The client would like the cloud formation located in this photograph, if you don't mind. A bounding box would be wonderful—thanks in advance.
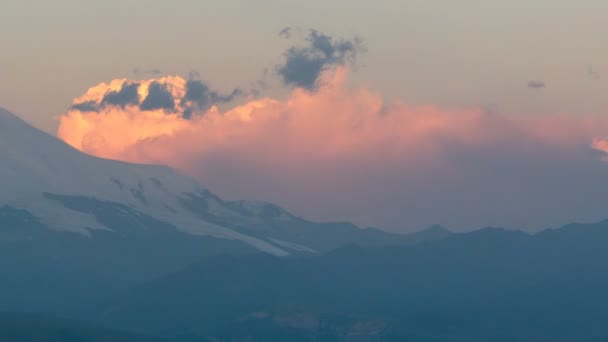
[70,100,98,112]
[527,80,546,89]
[66,76,239,119]
[278,27,293,39]
[101,81,140,108]
[182,80,242,118]
[140,82,175,111]
[57,67,608,232]
[277,29,362,90]
[591,138,608,159]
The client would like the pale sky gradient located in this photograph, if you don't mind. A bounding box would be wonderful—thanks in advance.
[3,1,608,232]
[2,0,607,132]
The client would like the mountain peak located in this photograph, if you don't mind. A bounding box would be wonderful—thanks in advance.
[0,108,206,233]
[0,108,291,255]
[0,107,30,129]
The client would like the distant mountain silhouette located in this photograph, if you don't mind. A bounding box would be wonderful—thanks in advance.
[0,313,160,342]
[94,221,608,341]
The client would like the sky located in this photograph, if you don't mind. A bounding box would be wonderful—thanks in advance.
[2,0,608,232]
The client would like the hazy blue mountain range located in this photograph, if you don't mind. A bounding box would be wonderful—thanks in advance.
[95,221,608,341]
[0,313,160,341]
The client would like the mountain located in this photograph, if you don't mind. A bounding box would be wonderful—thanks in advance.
[0,108,444,314]
[0,108,445,254]
[0,107,292,256]
[0,313,161,342]
[94,221,608,341]
[3,108,608,341]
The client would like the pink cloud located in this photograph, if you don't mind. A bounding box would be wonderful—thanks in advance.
[57,68,608,231]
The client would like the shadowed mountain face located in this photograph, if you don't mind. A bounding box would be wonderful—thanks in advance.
[94,222,608,341]
[0,313,161,342]
[0,205,256,314]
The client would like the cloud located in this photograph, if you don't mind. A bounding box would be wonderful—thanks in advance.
[181,80,241,118]
[140,82,175,111]
[70,100,98,112]
[527,80,546,89]
[65,76,239,119]
[591,138,608,159]
[278,27,293,39]
[277,29,362,90]
[70,81,141,111]
[56,67,608,232]
[101,81,140,108]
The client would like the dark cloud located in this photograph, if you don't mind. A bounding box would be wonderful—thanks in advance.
[140,82,175,111]
[101,82,140,108]
[278,27,293,39]
[68,76,241,117]
[181,80,241,118]
[188,70,201,80]
[132,68,162,76]
[277,29,362,90]
[248,79,268,98]
[71,100,98,112]
[528,80,546,89]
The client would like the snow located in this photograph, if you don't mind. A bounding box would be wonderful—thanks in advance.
[229,200,296,221]
[269,238,319,253]
[0,108,290,256]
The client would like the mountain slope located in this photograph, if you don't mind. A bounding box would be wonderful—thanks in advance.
[94,221,608,341]
[0,313,161,342]
[1,108,447,314]
[0,108,437,256]
[0,108,289,254]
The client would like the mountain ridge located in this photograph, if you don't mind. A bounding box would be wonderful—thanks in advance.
[0,108,451,256]
[92,218,608,341]
[0,108,450,314]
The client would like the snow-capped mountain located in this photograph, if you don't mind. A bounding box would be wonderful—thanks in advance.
[1,108,431,258]
[0,108,316,255]
[0,108,451,314]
